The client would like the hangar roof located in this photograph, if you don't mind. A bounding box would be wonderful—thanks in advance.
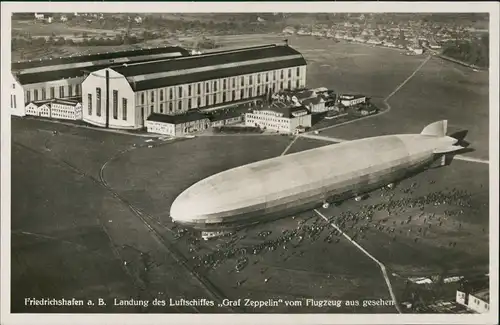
[12,46,189,71]
[14,46,188,85]
[115,44,307,91]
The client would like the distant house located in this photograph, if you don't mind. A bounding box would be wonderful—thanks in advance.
[282,26,296,35]
[60,15,68,22]
[146,112,210,137]
[134,16,143,24]
[34,13,44,20]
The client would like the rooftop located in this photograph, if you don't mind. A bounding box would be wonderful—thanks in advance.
[471,289,489,303]
[254,102,309,118]
[115,44,306,91]
[14,46,188,85]
[29,97,81,107]
[147,111,209,125]
[12,46,189,71]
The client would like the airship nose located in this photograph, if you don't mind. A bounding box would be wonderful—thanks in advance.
[170,192,198,223]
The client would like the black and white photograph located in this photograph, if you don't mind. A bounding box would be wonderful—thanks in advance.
[1,2,498,325]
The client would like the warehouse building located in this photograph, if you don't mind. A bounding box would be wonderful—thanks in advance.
[9,46,189,117]
[245,101,311,133]
[81,44,307,129]
[25,98,83,120]
[146,112,210,136]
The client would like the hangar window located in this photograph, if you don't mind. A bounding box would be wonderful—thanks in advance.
[223,79,227,89]
[169,88,173,99]
[213,94,217,104]
[257,74,261,84]
[151,91,155,102]
[197,83,201,95]
[280,70,284,79]
[249,76,253,85]
[296,80,300,89]
[50,87,55,99]
[160,90,164,101]
[75,84,80,95]
[68,85,73,97]
[213,81,217,92]
[160,103,164,113]
[178,101,182,111]
[222,92,226,102]
[256,87,260,96]
[188,85,192,96]
[41,88,46,100]
[288,69,292,78]
[96,87,102,117]
[232,78,235,88]
[287,81,291,89]
[188,99,192,109]
[280,82,283,90]
[169,102,173,112]
[206,82,210,93]
[240,77,244,86]
[178,87,183,98]
[150,105,154,116]
[266,73,269,82]
[240,89,244,99]
[26,90,31,103]
[88,94,93,115]
[249,88,253,98]
[296,67,300,77]
[206,95,209,105]
[113,90,118,119]
[273,70,277,80]
[59,86,64,98]
[231,90,235,101]
[34,89,39,101]
[141,93,145,104]
[197,97,201,107]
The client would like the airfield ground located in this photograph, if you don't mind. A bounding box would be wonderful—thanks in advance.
[10,36,490,313]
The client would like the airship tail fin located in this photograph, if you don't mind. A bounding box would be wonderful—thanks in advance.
[421,120,448,137]
[434,145,464,154]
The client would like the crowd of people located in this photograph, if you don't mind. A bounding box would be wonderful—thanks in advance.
[171,180,476,278]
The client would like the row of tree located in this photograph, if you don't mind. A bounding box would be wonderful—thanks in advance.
[442,34,489,68]
[11,34,144,51]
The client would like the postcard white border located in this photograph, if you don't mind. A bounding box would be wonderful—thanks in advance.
[1,2,498,325]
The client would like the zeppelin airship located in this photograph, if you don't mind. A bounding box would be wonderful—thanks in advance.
[170,120,465,234]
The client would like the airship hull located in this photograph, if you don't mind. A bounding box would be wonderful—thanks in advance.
[170,121,461,232]
[174,154,435,231]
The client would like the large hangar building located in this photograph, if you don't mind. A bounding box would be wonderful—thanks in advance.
[9,46,189,117]
[81,44,307,129]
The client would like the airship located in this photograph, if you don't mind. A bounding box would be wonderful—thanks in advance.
[170,120,466,235]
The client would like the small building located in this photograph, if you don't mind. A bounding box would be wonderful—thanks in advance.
[339,94,366,107]
[146,111,210,137]
[467,289,489,314]
[274,87,336,114]
[245,102,311,134]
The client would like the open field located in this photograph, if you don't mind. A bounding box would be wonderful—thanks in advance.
[10,36,490,313]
